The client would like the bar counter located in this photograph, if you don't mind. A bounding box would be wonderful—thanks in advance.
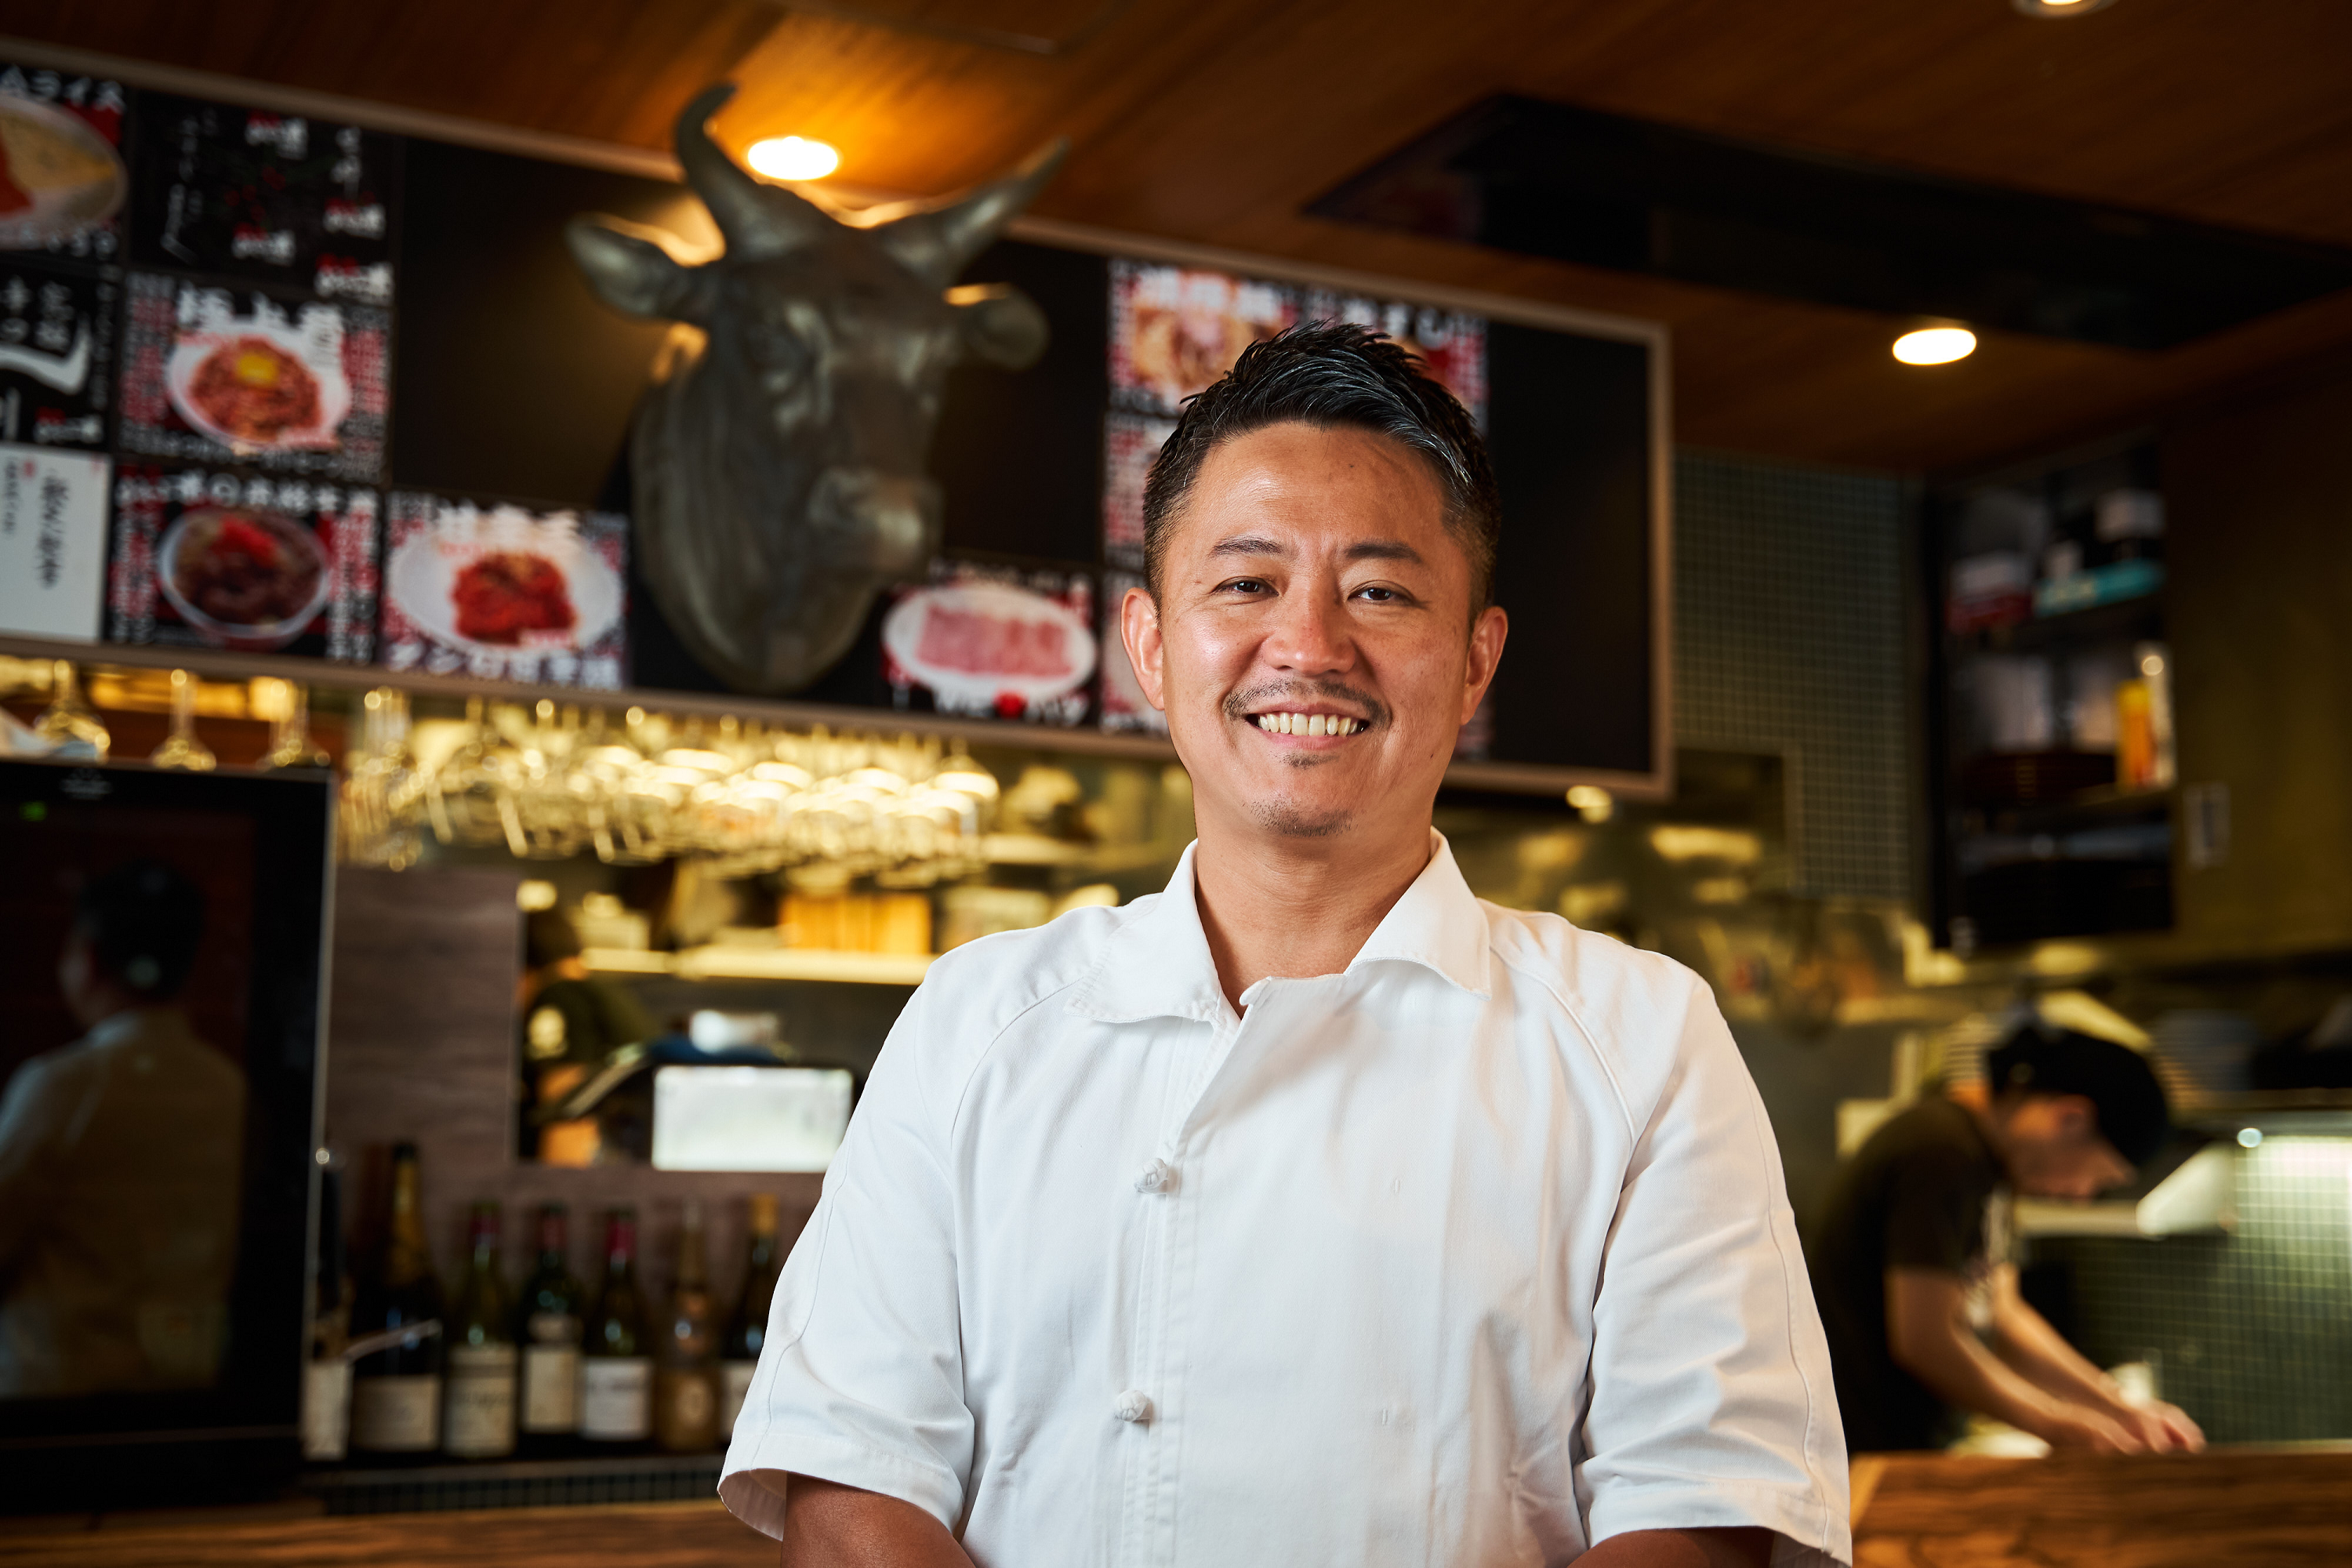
[4,1448,2347,1566]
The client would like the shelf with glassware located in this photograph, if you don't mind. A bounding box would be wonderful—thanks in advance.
[0,648,1200,1007]
[1926,437,2179,956]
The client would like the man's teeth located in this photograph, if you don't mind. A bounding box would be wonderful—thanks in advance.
[1253,713,1362,736]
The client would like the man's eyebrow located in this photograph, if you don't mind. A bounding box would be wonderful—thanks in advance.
[1345,539,1424,564]
[1207,533,1290,559]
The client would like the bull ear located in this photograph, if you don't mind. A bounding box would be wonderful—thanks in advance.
[869,139,1066,286]
[948,282,1049,369]
[566,216,712,323]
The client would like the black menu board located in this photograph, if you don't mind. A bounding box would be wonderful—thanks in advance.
[129,93,397,306]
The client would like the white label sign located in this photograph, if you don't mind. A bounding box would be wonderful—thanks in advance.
[0,443,107,639]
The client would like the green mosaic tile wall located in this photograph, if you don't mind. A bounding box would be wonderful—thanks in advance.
[2036,1135,2352,1442]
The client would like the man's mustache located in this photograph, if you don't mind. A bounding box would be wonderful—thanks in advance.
[1221,680,1389,729]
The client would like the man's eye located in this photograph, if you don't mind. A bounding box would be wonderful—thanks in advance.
[1219,579,1270,595]
[1352,585,1403,603]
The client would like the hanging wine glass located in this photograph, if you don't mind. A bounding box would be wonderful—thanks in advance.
[148,669,218,771]
[256,678,332,770]
[31,659,109,760]
[426,695,512,847]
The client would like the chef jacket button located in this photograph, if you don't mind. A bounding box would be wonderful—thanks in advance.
[1134,1159,1177,1194]
[1112,1389,1154,1424]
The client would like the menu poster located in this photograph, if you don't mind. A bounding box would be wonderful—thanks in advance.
[881,558,1098,728]
[129,93,397,305]
[1100,409,1174,571]
[0,261,116,450]
[1302,289,1487,426]
[380,491,629,688]
[0,65,129,263]
[1109,260,1298,418]
[107,465,379,661]
[118,272,389,480]
[0,444,110,639]
[1095,569,1166,736]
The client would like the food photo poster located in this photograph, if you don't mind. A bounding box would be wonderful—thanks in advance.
[379,492,629,688]
[107,465,379,661]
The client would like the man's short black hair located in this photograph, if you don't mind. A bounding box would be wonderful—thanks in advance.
[1141,321,1502,611]
[525,906,585,971]
[74,858,206,1001]
[1987,1025,2170,1167]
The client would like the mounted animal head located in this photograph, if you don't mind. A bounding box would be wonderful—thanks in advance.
[567,82,1062,694]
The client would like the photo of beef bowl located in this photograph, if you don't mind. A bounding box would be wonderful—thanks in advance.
[165,327,350,452]
[157,507,332,649]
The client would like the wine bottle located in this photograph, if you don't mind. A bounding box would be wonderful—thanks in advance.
[443,1201,517,1459]
[349,1142,445,1454]
[654,1200,718,1452]
[719,1194,782,1440]
[580,1207,652,1445]
[301,1155,353,1462]
[516,1203,586,1449]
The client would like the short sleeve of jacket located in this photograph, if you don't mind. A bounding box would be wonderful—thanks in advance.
[1881,1139,1987,1276]
[719,982,972,1538]
[1575,973,1853,1568]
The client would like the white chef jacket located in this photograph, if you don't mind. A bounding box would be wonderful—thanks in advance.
[723,835,1850,1566]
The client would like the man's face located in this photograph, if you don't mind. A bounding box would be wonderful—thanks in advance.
[1122,421,1506,847]
[2002,1094,2136,1200]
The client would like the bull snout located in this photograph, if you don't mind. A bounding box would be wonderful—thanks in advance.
[808,467,942,577]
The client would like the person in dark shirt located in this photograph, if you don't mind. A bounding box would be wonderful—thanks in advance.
[517,907,652,1163]
[1809,1025,2205,1454]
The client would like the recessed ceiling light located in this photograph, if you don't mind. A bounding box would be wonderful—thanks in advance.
[2014,0,2117,16]
[746,136,840,181]
[1893,326,1977,365]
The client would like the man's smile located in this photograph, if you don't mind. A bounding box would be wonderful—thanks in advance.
[1248,710,1367,737]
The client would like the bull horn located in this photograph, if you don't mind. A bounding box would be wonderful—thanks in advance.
[869,138,1067,285]
[674,82,833,260]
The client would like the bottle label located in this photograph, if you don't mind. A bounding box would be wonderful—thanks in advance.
[302,1359,352,1461]
[720,1359,757,1439]
[350,1373,441,1452]
[444,1344,518,1457]
[579,1357,652,1440]
[521,1344,582,1432]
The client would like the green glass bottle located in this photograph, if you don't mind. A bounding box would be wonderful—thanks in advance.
[516,1203,586,1451]
[579,1207,651,1445]
[719,1194,782,1440]
[442,1201,517,1458]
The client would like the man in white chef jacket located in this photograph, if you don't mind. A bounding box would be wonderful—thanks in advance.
[723,322,1851,1568]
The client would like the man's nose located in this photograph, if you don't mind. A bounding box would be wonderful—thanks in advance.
[1264,584,1353,673]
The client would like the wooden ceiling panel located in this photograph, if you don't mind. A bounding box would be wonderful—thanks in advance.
[5,0,2349,470]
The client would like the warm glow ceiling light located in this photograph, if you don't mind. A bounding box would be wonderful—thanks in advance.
[2013,0,2117,16]
[1893,326,1977,365]
[746,135,840,180]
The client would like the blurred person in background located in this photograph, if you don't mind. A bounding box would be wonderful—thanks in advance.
[517,906,652,1164]
[0,860,245,1396]
[1809,1025,2205,1455]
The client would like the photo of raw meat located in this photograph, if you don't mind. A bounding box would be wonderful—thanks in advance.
[452,551,577,645]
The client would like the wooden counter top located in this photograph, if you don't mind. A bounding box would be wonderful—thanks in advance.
[6,1450,2347,1566]
[1851,1447,2352,1566]
[0,1501,768,1568]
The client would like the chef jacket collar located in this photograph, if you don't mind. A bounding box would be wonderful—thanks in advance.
[1068,830,1492,1026]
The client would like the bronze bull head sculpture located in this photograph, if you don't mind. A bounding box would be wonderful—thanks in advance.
[567,83,1062,694]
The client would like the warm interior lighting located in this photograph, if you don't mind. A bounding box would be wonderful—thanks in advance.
[747,136,840,181]
[1893,327,1977,365]
[2013,0,2117,15]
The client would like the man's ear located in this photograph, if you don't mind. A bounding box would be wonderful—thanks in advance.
[2049,1094,2099,1142]
[1461,603,1508,726]
[1120,585,1167,713]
